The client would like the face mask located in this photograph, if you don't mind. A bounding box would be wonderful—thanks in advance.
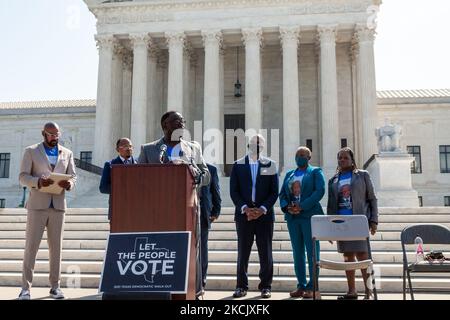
[295,156,309,168]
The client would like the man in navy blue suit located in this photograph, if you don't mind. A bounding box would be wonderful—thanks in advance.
[99,138,137,223]
[200,163,222,293]
[230,134,279,299]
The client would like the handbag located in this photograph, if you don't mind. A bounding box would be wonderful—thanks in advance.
[425,251,449,262]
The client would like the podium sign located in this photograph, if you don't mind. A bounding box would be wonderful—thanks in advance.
[99,232,191,294]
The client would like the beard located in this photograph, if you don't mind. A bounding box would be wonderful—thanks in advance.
[46,138,58,147]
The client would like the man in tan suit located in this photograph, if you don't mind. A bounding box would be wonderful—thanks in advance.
[18,122,77,300]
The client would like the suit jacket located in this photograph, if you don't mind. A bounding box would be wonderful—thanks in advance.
[138,137,211,187]
[327,169,379,224]
[230,155,279,222]
[19,142,77,211]
[99,156,138,220]
[279,165,325,221]
[200,164,222,229]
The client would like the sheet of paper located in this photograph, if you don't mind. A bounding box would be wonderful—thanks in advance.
[40,173,73,195]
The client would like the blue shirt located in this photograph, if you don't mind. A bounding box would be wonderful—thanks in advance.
[249,158,259,203]
[44,145,58,166]
[166,144,182,162]
[337,171,353,215]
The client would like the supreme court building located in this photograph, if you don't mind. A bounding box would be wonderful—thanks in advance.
[1,0,450,208]
[86,0,380,175]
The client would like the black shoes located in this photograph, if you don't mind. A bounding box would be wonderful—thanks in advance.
[233,288,247,298]
[261,289,271,299]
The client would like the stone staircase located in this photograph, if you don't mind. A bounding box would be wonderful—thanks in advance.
[0,207,450,293]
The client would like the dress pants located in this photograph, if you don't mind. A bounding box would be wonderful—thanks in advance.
[235,216,274,291]
[22,208,65,290]
[286,217,320,290]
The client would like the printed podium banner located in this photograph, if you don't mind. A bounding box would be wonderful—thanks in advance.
[99,231,191,294]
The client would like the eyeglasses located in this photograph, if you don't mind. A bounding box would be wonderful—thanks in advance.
[118,145,133,149]
[44,131,61,138]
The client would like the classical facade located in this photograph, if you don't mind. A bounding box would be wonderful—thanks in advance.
[1,1,449,208]
[84,0,380,178]
[1,89,449,208]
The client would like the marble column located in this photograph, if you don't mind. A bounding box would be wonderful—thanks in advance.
[111,41,124,156]
[356,24,378,164]
[242,28,263,131]
[183,42,193,130]
[130,33,150,151]
[166,31,186,113]
[146,46,159,142]
[202,30,223,170]
[93,34,114,166]
[280,26,301,172]
[318,25,340,173]
[121,51,133,139]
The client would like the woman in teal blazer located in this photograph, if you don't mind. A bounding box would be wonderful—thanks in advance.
[279,147,325,299]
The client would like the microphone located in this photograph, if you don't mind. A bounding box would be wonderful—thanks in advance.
[159,144,167,164]
[180,138,203,185]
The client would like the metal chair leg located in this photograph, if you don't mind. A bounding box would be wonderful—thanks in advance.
[403,268,407,300]
[407,270,414,300]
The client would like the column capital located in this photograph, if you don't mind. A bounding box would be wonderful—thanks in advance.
[165,31,186,48]
[129,33,151,49]
[148,44,160,61]
[355,24,376,43]
[122,50,134,71]
[201,30,223,48]
[242,28,263,47]
[350,35,360,63]
[95,34,114,50]
[279,26,301,47]
[113,40,126,57]
[317,25,337,44]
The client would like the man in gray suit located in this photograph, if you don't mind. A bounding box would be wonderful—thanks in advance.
[18,122,77,300]
[138,111,210,298]
[138,111,210,187]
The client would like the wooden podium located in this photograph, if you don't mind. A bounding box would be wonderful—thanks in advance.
[110,164,197,300]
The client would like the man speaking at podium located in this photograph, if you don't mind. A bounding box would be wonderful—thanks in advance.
[138,110,210,298]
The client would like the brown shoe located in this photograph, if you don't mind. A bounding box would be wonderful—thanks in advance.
[289,288,304,298]
[303,291,321,299]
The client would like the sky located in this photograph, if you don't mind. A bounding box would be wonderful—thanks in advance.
[0,0,449,102]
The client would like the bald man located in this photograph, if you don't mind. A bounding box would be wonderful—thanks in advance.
[230,135,279,299]
[99,138,137,223]
[18,122,77,300]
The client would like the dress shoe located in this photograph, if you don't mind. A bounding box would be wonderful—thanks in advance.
[261,289,271,299]
[289,288,304,298]
[303,290,321,300]
[232,288,247,298]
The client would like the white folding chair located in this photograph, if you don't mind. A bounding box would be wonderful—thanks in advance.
[311,215,378,300]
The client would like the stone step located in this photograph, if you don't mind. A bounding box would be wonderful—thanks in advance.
[0,215,109,223]
[1,248,447,264]
[2,207,450,216]
[0,229,402,241]
[0,231,109,240]
[213,214,450,223]
[0,222,110,231]
[208,222,450,232]
[2,221,448,233]
[0,239,107,250]
[1,214,449,226]
[1,238,447,252]
[1,272,448,292]
[0,260,446,279]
